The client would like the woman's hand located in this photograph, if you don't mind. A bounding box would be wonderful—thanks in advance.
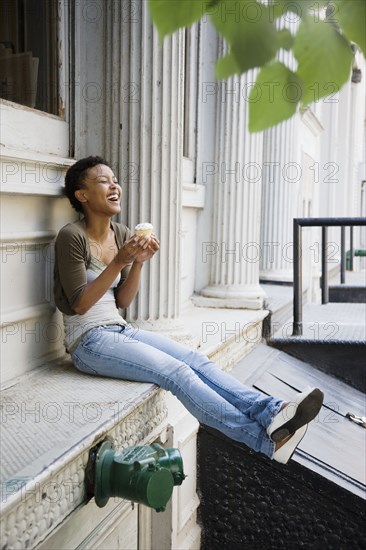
[115,234,160,266]
[115,236,147,265]
[133,234,160,264]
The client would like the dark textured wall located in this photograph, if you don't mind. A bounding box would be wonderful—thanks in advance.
[197,426,366,550]
[329,286,366,303]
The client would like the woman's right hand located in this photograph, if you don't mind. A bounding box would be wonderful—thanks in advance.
[115,236,150,266]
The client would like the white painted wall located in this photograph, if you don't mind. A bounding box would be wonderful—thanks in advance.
[0,192,72,383]
[0,100,74,385]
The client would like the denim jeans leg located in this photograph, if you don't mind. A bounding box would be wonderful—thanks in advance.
[72,325,275,458]
[121,325,284,430]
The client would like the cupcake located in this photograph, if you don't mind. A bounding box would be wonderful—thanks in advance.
[134,222,153,238]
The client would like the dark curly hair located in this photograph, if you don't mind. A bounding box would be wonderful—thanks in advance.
[64,156,111,213]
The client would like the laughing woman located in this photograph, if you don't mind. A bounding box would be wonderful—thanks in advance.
[54,156,324,464]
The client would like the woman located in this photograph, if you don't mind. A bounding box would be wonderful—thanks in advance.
[54,156,324,464]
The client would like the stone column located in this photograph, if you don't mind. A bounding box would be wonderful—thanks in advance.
[114,2,192,341]
[259,115,300,283]
[197,65,266,310]
[258,31,302,284]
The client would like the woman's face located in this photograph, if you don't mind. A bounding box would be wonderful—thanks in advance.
[76,164,122,216]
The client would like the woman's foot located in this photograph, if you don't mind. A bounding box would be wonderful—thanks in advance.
[268,387,324,443]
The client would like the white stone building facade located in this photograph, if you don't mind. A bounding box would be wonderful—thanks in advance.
[0,1,365,548]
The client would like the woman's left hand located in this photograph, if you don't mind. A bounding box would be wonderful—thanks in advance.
[133,233,160,263]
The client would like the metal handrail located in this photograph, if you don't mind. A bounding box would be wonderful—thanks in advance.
[292,217,366,336]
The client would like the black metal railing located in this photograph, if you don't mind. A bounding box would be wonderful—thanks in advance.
[293,217,366,336]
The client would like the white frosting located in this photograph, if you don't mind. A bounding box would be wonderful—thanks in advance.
[135,223,153,231]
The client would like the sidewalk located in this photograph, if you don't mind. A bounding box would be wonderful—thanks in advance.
[272,302,366,342]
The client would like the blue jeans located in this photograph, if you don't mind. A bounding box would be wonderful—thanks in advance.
[71,324,284,458]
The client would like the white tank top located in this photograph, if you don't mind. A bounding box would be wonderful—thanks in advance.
[63,256,126,353]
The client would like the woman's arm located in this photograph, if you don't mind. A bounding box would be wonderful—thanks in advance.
[115,261,143,309]
[55,224,159,315]
[73,255,129,315]
[115,235,160,309]
[74,237,150,315]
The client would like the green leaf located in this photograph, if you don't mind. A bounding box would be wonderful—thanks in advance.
[293,18,353,106]
[276,28,294,51]
[148,0,205,38]
[216,28,294,79]
[335,0,366,56]
[210,0,278,72]
[215,51,241,79]
[249,61,303,132]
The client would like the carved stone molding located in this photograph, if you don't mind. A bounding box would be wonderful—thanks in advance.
[0,390,167,549]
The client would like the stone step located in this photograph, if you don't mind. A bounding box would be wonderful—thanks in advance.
[268,302,366,392]
[329,284,366,303]
[260,282,308,342]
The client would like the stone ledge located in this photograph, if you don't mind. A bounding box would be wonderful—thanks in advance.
[0,304,269,548]
[0,357,167,549]
[181,301,269,371]
[0,146,72,196]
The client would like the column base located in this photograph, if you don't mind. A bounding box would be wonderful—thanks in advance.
[260,270,294,285]
[194,284,267,310]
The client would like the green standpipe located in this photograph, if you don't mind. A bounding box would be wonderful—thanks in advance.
[346,249,366,270]
[88,441,186,512]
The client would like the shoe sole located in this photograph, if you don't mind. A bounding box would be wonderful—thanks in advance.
[271,388,324,443]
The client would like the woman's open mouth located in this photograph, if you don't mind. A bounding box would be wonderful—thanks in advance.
[107,193,120,203]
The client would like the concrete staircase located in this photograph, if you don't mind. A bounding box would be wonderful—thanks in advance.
[197,344,366,549]
[261,278,366,393]
[328,270,366,303]
[196,279,366,548]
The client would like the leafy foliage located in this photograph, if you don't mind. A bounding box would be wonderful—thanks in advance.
[248,61,303,131]
[148,0,204,38]
[148,0,365,132]
[294,17,354,105]
[211,1,279,73]
[334,0,366,57]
